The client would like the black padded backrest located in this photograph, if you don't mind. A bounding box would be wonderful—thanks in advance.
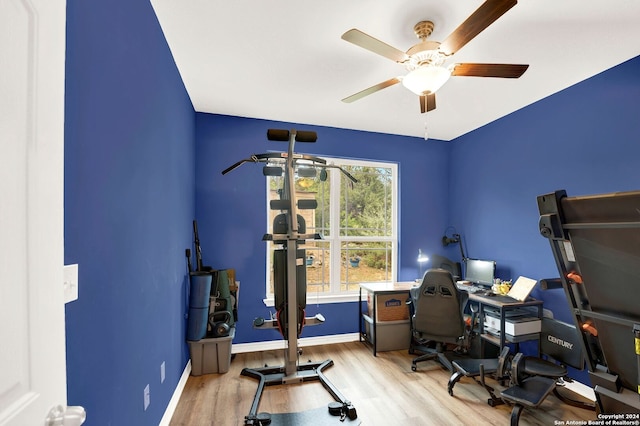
[540,317,584,370]
[412,268,465,342]
[273,249,306,310]
[272,212,306,235]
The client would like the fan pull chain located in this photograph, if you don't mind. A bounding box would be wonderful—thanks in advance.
[424,116,429,141]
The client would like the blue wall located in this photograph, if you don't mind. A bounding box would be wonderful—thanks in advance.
[64,0,195,424]
[194,114,451,344]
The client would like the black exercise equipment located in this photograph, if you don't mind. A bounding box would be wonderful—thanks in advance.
[222,129,357,425]
[499,317,592,425]
[447,346,511,407]
[208,311,232,338]
[538,189,640,414]
[448,312,593,423]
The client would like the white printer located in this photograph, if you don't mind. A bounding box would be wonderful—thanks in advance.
[483,306,541,337]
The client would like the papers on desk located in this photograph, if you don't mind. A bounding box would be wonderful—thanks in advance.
[506,276,537,302]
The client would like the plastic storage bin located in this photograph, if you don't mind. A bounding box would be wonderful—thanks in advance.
[188,327,235,375]
[364,316,410,352]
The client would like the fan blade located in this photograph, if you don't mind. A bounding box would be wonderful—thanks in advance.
[451,63,528,78]
[440,0,517,56]
[342,77,401,103]
[419,94,436,113]
[342,29,409,63]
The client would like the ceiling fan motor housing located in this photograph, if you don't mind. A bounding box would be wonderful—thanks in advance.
[413,21,434,39]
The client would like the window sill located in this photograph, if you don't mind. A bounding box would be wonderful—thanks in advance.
[263,292,361,307]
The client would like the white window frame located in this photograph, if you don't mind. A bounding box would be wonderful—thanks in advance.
[263,157,398,306]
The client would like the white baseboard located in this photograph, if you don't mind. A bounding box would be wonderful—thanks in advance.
[159,359,192,426]
[231,332,360,354]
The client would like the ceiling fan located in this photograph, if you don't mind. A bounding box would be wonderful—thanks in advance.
[341,0,529,113]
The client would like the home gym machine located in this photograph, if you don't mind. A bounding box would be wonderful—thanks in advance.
[538,189,640,414]
[222,129,358,425]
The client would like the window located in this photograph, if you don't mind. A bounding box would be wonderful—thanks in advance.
[265,157,397,304]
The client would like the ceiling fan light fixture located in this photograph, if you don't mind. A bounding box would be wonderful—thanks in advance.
[402,66,451,96]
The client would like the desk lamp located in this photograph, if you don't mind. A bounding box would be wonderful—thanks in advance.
[442,233,467,261]
[417,249,429,280]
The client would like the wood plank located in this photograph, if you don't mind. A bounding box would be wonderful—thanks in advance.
[170,342,597,425]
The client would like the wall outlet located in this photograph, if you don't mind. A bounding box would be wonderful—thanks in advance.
[63,264,79,303]
[143,384,150,411]
[161,361,165,384]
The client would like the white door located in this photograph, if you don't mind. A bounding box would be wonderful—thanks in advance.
[0,0,75,425]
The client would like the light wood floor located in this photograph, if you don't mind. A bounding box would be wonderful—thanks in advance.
[170,341,597,425]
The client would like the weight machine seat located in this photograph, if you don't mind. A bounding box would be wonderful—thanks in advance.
[448,346,510,406]
[450,358,499,378]
[448,347,568,410]
[501,375,557,407]
[500,352,569,426]
[501,376,557,426]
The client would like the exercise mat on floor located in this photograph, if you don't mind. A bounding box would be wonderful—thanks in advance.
[265,405,361,425]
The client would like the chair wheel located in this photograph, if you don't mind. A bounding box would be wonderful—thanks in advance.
[411,365,417,372]
[487,399,496,407]
[448,389,453,396]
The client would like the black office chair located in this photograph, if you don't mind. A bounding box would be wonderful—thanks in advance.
[408,268,469,373]
[428,254,462,281]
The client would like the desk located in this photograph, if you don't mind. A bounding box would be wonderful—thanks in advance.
[468,293,543,356]
[358,282,417,356]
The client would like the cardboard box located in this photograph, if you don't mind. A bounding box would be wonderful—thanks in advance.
[367,292,410,322]
[188,327,235,375]
[364,316,411,352]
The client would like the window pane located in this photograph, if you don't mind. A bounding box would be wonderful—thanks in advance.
[340,241,393,291]
[340,166,392,237]
[302,240,330,293]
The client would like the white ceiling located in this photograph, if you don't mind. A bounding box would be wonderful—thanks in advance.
[151,0,640,141]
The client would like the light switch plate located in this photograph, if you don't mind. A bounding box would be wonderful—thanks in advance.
[64,264,79,303]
